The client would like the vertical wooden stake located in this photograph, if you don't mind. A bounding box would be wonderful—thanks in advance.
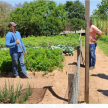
[47,40,49,48]
[85,0,90,103]
[68,72,75,104]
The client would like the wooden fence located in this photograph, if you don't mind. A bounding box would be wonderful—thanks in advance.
[68,39,82,104]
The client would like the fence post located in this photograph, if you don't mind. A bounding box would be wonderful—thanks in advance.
[77,46,80,61]
[80,40,82,52]
[68,72,76,104]
[75,42,81,104]
[85,0,90,103]
[80,39,82,62]
[68,40,82,104]
[47,40,49,48]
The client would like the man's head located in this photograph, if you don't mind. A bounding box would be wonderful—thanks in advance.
[8,22,17,32]
[90,18,92,26]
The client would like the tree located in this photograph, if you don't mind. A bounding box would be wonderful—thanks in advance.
[0,1,14,37]
[92,0,108,20]
[65,0,85,32]
[9,0,67,36]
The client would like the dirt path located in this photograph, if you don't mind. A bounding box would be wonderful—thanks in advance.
[1,46,108,104]
[38,53,77,104]
[79,46,108,104]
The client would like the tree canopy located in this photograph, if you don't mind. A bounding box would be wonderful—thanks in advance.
[0,1,14,37]
[92,0,108,20]
[0,0,85,37]
[9,0,67,36]
[65,0,85,31]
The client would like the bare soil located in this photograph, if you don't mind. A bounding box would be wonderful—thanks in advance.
[79,46,108,104]
[0,46,108,104]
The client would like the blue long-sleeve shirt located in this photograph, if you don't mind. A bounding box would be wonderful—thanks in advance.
[5,31,26,54]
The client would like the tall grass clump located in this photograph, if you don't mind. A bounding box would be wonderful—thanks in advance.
[91,17,108,35]
[0,80,33,104]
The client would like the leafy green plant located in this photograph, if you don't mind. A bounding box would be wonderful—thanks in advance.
[2,80,8,101]
[23,88,29,101]
[25,48,64,72]
[9,90,16,104]
[23,83,32,102]
[0,33,85,74]
[0,34,85,49]
[27,84,32,96]
[50,44,74,56]
[0,88,3,103]
[18,96,24,104]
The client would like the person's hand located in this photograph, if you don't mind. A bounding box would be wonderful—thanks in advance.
[25,51,27,55]
[90,37,96,43]
[16,39,19,44]
[92,39,96,43]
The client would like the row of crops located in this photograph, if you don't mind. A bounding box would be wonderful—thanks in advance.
[0,34,85,75]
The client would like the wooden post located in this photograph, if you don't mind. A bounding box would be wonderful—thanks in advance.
[68,72,75,104]
[79,28,83,41]
[47,40,49,48]
[76,40,82,103]
[85,0,90,103]
[77,46,80,61]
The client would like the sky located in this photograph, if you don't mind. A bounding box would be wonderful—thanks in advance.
[1,0,102,15]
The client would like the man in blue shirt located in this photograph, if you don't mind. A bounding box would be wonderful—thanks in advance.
[5,22,31,78]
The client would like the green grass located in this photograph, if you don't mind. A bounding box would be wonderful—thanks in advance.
[97,35,108,56]
[97,41,108,56]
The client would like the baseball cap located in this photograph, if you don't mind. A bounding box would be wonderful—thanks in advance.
[90,18,92,23]
[8,22,17,27]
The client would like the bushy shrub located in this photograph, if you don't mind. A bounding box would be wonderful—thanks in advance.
[25,48,64,72]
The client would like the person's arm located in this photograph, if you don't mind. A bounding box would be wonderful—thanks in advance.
[5,33,17,48]
[96,31,103,41]
[93,25,103,42]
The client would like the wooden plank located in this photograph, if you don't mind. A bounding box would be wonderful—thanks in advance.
[85,0,90,103]
[76,45,81,104]
[68,72,75,104]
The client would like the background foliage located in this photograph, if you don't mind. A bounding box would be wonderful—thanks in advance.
[91,0,108,35]
[0,1,13,37]
[0,0,85,37]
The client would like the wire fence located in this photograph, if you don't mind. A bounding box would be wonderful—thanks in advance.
[68,39,82,104]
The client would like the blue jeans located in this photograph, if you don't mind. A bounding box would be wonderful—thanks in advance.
[11,52,27,77]
[89,43,97,67]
